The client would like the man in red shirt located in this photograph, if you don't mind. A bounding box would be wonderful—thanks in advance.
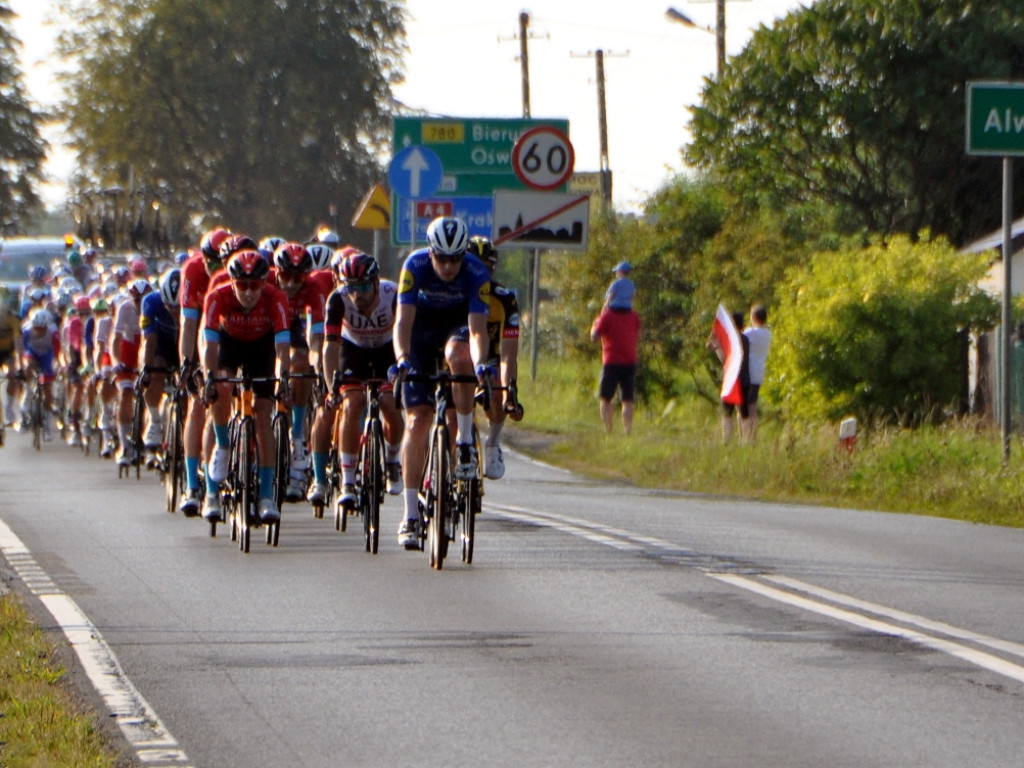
[590,304,641,435]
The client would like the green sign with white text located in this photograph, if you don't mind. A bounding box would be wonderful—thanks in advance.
[966,81,1024,156]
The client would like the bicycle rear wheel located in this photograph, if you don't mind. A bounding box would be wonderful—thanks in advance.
[271,413,289,510]
[238,419,255,554]
[164,399,183,513]
[427,424,450,570]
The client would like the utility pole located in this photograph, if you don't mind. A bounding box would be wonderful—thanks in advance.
[519,11,530,117]
[571,49,628,209]
[666,0,750,80]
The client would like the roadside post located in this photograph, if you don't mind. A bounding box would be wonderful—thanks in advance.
[966,81,1024,461]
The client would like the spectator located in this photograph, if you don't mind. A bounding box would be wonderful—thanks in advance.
[604,261,635,311]
[742,303,772,442]
[707,309,750,443]
[590,302,641,435]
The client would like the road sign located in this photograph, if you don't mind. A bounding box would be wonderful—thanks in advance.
[416,200,453,218]
[387,145,443,198]
[351,183,391,230]
[967,81,1024,156]
[492,190,590,251]
[395,196,493,245]
[392,117,570,195]
[512,126,575,190]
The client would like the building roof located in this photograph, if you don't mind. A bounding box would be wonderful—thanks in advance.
[961,215,1024,255]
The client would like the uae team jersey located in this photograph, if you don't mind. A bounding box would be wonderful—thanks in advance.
[202,282,290,342]
[324,280,398,349]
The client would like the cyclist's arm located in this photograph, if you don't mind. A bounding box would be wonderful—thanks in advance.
[467,310,489,369]
[274,340,291,382]
[202,333,219,375]
[499,336,518,387]
[393,303,416,364]
[322,338,342,392]
[179,312,199,364]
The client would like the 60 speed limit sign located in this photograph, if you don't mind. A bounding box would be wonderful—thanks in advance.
[512,126,575,190]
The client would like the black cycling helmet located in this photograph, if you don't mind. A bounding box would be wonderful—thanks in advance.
[467,235,497,266]
[338,252,379,283]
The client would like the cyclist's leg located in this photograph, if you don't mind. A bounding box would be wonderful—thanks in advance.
[445,330,478,477]
[286,335,312,493]
[339,385,366,503]
[307,394,335,503]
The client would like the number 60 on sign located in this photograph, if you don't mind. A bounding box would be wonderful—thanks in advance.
[512,126,575,190]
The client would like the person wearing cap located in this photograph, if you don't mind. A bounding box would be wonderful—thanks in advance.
[604,260,635,311]
[590,296,641,436]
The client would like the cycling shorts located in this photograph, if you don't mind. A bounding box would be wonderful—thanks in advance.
[404,313,469,409]
[338,339,396,394]
[288,316,308,351]
[25,349,56,383]
[216,331,276,399]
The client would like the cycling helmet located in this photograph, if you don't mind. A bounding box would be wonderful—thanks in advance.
[273,242,313,275]
[305,243,334,270]
[90,297,110,313]
[159,268,181,307]
[227,250,270,281]
[74,296,92,313]
[173,250,190,266]
[260,235,287,255]
[219,234,258,260]
[28,264,48,282]
[112,264,131,283]
[29,308,52,329]
[128,278,153,301]
[28,286,49,303]
[317,229,340,246]
[83,247,98,264]
[200,227,231,259]
[338,252,379,283]
[55,289,74,311]
[329,246,360,272]
[426,216,469,257]
[129,257,148,276]
[467,236,497,266]
[67,250,83,267]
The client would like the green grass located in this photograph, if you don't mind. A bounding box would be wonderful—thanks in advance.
[509,359,1024,527]
[0,594,120,768]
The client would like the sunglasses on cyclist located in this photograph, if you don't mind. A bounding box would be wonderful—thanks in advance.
[234,280,264,294]
[431,252,464,266]
[343,281,374,294]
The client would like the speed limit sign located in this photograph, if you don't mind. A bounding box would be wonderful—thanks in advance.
[512,126,575,190]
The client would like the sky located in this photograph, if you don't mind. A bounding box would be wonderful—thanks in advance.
[9,0,806,213]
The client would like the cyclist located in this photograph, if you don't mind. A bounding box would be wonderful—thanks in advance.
[392,216,492,549]
[270,241,328,502]
[466,236,523,480]
[0,286,24,425]
[139,268,181,451]
[20,308,60,440]
[111,278,154,467]
[90,296,118,457]
[177,227,231,515]
[201,249,291,524]
[59,296,91,446]
[308,251,404,509]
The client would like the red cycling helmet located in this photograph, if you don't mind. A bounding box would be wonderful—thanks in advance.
[227,250,269,281]
[74,296,92,313]
[273,242,313,275]
[219,234,258,260]
[200,228,231,259]
[129,257,148,276]
[338,252,379,283]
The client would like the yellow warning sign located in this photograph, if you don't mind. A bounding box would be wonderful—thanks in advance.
[352,184,391,230]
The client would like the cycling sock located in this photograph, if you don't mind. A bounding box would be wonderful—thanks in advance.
[214,422,230,448]
[456,411,474,445]
[185,457,200,489]
[259,466,274,499]
[341,453,357,485]
[205,474,219,496]
[117,421,130,450]
[147,404,161,426]
[403,487,418,522]
[312,451,328,484]
[291,406,306,440]
[385,440,401,463]
[487,420,503,448]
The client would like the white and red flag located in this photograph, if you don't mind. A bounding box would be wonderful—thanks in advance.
[712,303,744,405]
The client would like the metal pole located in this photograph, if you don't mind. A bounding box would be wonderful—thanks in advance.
[1002,156,1013,462]
[530,248,541,380]
[716,0,725,79]
[596,50,611,208]
[519,12,531,118]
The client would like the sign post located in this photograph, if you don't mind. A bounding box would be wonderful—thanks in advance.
[966,81,1024,460]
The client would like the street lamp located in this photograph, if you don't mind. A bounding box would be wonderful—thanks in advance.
[666,3,724,80]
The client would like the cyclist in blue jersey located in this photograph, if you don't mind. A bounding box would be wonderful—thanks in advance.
[139,268,181,450]
[392,216,493,549]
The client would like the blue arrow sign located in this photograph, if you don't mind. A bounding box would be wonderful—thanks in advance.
[388,145,443,199]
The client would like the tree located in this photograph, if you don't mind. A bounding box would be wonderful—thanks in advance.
[58,0,403,245]
[686,0,1024,247]
[768,235,999,425]
[0,3,47,232]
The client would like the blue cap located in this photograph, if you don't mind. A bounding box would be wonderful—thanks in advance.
[613,261,631,273]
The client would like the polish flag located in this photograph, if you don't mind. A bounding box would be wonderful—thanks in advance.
[712,304,744,405]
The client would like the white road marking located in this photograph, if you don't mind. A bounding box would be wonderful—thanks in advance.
[486,502,1024,686]
[0,517,193,767]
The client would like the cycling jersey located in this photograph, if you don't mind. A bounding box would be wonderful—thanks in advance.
[202,282,290,343]
[486,281,520,363]
[23,324,60,380]
[140,292,180,367]
[397,249,490,318]
[268,267,329,339]
[180,254,219,319]
[324,280,398,349]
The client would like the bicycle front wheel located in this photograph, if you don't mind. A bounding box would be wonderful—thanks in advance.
[238,419,255,554]
[271,413,289,511]
[164,399,183,513]
[427,424,450,570]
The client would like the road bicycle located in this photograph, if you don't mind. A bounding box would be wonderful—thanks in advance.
[18,369,48,451]
[210,371,284,553]
[397,369,490,570]
[118,368,147,480]
[157,366,189,514]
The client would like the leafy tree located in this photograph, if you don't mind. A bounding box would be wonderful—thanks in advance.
[0,3,47,232]
[58,0,403,245]
[768,235,999,425]
[687,0,1024,246]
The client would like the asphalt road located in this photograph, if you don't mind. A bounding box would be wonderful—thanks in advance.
[3,428,1024,768]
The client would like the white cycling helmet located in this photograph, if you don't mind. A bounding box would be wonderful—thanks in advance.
[305,243,334,270]
[30,308,53,329]
[159,268,181,307]
[426,216,469,257]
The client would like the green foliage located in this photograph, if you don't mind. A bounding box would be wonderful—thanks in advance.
[686,0,1024,246]
[59,0,404,244]
[768,235,999,425]
[0,4,47,231]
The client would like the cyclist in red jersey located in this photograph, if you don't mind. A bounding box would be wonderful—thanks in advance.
[111,279,154,466]
[201,249,291,524]
[270,241,330,501]
[177,228,232,516]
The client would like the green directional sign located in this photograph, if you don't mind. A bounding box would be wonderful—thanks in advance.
[392,117,570,195]
[967,81,1024,156]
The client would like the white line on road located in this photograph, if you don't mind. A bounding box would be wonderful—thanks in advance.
[0,517,193,768]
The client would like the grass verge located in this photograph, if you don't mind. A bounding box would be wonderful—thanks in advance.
[0,593,121,768]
